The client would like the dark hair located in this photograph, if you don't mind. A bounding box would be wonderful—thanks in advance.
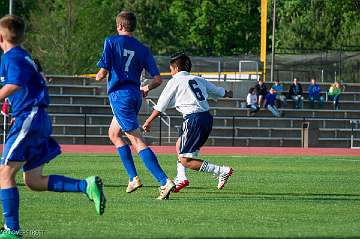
[169,52,192,72]
[249,87,255,93]
[116,11,136,32]
[0,15,25,44]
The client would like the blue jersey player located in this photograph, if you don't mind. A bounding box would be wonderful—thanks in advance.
[143,53,234,193]
[96,11,175,200]
[0,15,105,238]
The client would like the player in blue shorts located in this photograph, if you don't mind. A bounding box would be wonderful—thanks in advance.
[0,15,105,238]
[143,53,234,193]
[96,11,175,199]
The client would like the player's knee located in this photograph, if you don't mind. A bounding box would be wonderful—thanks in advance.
[23,175,43,191]
[179,158,191,168]
[108,128,119,143]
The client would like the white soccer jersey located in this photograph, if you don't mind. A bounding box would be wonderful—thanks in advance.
[154,71,225,117]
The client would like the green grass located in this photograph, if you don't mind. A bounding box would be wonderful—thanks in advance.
[8,154,360,238]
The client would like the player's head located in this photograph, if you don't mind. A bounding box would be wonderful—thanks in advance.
[310,78,316,85]
[116,11,136,33]
[169,52,192,75]
[249,87,255,94]
[0,15,25,47]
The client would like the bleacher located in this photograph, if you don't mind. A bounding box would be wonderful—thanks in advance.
[40,75,360,148]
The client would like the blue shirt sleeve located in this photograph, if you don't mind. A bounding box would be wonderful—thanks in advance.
[144,48,160,77]
[6,58,27,86]
[97,38,112,71]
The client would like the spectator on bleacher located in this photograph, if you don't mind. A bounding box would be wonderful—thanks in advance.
[288,78,304,109]
[308,78,324,108]
[246,87,260,114]
[265,88,281,117]
[328,82,343,110]
[271,79,287,108]
[255,78,267,107]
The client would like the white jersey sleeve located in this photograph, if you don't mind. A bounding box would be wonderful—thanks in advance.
[205,80,226,99]
[153,79,176,113]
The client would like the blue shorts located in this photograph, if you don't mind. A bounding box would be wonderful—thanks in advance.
[109,87,142,132]
[1,107,61,172]
[178,111,213,158]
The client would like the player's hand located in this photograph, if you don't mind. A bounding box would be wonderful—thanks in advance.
[140,85,150,97]
[224,90,233,98]
[142,122,151,132]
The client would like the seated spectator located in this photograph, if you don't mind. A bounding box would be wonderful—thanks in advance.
[265,88,281,117]
[328,82,343,110]
[308,78,324,108]
[255,78,267,107]
[246,87,260,114]
[271,79,287,108]
[288,78,304,109]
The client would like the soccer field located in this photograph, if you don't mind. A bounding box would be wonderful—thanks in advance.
[11,154,360,238]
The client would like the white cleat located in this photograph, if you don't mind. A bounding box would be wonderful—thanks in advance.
[157,179,176,200]
[126,176,143,193]
[217,167,233,190]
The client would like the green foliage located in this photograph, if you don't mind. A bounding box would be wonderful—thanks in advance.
[276,0,360,51]
[2,0,359,74]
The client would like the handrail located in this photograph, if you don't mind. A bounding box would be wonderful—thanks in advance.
[146,98,172,143]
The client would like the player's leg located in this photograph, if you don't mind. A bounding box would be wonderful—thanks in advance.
[178,112,233,190]
[0,162,23,237]
[108,117,141,193]
[125,129,173,183]
[173,138,189,193]
[23,150,106,216]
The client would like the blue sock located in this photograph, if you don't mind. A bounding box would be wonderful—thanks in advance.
[117,145,138,181]
[1,188,20,231]
[138,148,167,186]
[48,175,87,193]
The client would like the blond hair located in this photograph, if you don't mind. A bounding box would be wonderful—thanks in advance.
[0,15,25,44]
[116,11,136,32]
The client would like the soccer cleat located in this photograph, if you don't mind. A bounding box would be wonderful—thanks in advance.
[217,167,233,190]
[173,178,189,193]
[0,228,22,238]
[157,179,176,200]
[126,176,143,193]
[85,176,106,215]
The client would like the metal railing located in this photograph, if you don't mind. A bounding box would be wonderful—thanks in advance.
[145,98,171,143]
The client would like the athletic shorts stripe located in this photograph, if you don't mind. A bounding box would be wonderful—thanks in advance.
[3,107,38,165]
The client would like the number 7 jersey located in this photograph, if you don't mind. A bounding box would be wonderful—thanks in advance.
[154,71,226,117]
[97,35,160,94]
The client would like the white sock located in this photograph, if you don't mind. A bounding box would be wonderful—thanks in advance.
[176,160,187,180]
[199,160,221,175]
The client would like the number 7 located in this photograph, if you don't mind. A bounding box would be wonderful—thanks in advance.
[123,49,135,72]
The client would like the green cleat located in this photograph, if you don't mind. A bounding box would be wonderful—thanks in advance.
[0,228,22,239]
[85,176,106,215]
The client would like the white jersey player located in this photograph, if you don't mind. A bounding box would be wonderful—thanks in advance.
[143,53,233,192]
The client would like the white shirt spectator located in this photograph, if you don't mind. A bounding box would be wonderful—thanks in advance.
[247,93,257,105]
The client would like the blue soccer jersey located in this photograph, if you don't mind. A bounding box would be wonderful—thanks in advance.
[0,46,49,117]
[97,35,160,93]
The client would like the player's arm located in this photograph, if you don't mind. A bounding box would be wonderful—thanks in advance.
[143,110,160,132]
[0,84,20,101]
[142,80,175,131]
[96,68,108,81]
[205,80,233,98]
[141,48,162,97]
[140,75,161,97]
[96,38,111,81]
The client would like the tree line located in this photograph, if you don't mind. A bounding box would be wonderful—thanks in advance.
[0,0,359,75]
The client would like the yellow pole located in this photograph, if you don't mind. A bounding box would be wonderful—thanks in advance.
[261,0,267,81]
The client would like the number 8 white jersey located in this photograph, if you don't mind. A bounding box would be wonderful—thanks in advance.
[154,71,225,117]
